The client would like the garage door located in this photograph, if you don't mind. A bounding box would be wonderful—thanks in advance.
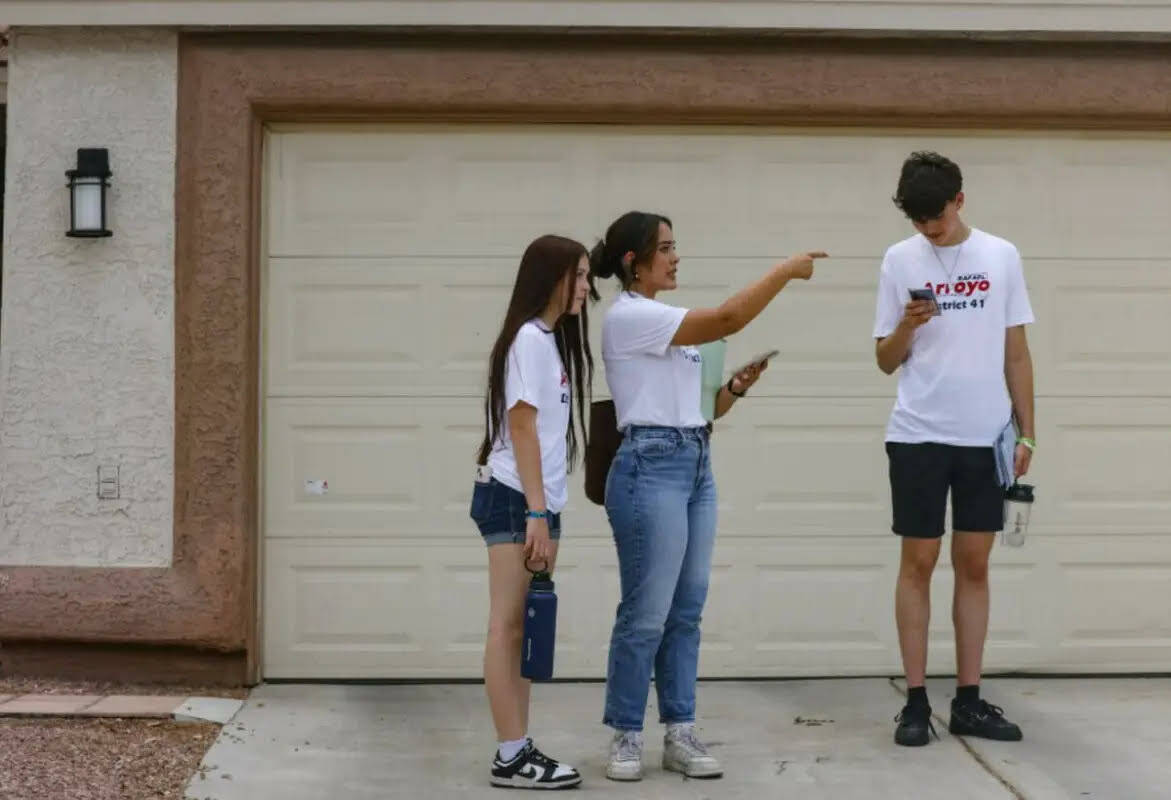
[261,124,1171,679]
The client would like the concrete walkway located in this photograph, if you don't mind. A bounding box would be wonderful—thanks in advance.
[185,678,1170,800]
[0,692,243,723]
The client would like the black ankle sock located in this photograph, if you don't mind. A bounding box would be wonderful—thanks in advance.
[955,685,980,706]
[907,686,929,709]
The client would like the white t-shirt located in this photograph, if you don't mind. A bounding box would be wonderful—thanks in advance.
[602,291,707,431]
[873,228,1035,446]
[486,320,571,513]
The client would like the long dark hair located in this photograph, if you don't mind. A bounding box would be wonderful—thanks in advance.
[589,211,673,289]
[478,234,597,469]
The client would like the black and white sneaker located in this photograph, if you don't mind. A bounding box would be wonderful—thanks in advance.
[490,740,582,790]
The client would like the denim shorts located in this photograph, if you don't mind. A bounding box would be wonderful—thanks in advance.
[470,477,562,546]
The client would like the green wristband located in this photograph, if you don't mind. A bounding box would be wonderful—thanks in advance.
[1017,437,1036,451]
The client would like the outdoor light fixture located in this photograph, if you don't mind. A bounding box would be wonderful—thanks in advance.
[66,148,112,238]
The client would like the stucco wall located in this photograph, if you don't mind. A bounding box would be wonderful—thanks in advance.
[0,27,176,566]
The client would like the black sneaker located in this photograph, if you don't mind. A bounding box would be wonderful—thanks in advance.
[949,699,1023,741]
[490,740,582,790]
[894,702,939,747]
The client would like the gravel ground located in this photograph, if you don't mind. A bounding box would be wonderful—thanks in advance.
[0,676,249,699]
[0,679,251,800]
[0,717,221,800]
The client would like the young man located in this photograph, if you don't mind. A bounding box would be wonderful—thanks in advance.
[873,151,1036,747]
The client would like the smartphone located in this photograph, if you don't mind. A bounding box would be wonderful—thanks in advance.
[732,349,779,375]
[908,288,942,316]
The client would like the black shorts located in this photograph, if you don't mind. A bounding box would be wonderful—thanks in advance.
[886,442,1005,538]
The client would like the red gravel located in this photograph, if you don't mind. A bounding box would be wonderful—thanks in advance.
[0,678,250,799]
[0,676,248,700]
[0,716,221,800]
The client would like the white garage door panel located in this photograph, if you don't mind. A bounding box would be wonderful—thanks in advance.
[270,128,919,259]
[263,124,1171,678]
[705,400,891,534]
[269,131,595,259]
[268,256,901,400]
[1051,141,1171,259]
[265,540,493,677]
[269,129,1171,261]
[1033,262,1171,398]
[266,258,519,397]
[264,256,1171,401]
[705,398,1171,540]
[265,398,489,538]
[263,538,906,679]
[1055,539,1171,670]
[265,533,1171,678]
[1042,398,1171,534]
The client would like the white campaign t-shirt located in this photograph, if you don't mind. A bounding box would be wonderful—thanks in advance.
[486,320,571,513]
[603,291,706,431]
[873,228,1035,446]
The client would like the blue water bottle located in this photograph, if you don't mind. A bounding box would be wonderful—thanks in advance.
[520,563,557,681]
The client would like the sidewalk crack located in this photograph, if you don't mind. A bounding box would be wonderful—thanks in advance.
[77,695,105,713]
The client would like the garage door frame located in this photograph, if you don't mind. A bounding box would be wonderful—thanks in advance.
[211,31,1171,684]
[11,29,1162,684]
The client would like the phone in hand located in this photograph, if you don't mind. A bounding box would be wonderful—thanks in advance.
[733,349,779,375]
[908,288,942,317]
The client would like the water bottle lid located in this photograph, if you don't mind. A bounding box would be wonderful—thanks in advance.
[1005,482,1034,503]
[525,558,554,590]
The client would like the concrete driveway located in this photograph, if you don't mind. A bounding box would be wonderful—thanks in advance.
[184,678,1170,799]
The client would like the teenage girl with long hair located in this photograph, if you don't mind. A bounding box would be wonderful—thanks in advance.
[471,234,595,790]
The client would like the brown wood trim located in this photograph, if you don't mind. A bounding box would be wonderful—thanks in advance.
[2,30,1169,685]
[0,642,248,687]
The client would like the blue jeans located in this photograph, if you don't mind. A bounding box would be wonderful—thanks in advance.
[602,425,717,731]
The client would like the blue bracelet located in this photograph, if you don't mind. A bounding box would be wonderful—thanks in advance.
[525,509,549,519]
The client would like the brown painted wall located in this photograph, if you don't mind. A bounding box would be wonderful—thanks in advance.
[2,30,1169,684]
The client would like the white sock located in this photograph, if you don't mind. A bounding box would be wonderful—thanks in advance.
[613,729,643,745]
[498,736,529,762]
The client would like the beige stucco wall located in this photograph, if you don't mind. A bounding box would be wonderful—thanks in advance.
[0,27,177,566]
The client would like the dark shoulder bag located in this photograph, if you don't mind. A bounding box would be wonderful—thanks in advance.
[584,399,621,505]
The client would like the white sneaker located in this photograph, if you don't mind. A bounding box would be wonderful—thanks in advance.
[662,723,723,778]
[606,730,644,781]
